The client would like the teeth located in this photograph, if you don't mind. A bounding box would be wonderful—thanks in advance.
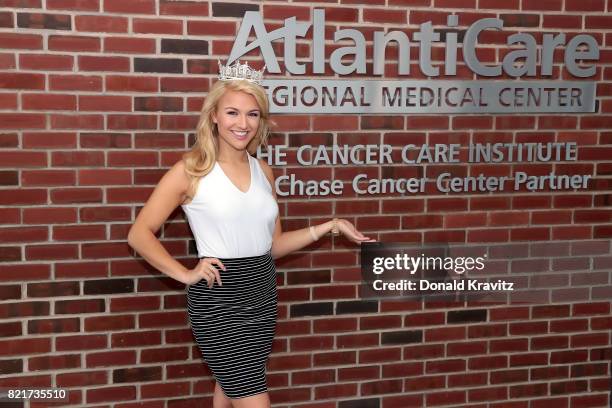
[233,131,248,136]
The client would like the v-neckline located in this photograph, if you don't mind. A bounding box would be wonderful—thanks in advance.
[216,155,252,194]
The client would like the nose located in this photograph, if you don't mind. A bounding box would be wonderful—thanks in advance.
[238,114,248,129]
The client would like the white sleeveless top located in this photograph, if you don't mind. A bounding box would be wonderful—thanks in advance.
[181,154,278,258]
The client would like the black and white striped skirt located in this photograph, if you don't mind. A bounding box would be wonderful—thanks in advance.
[186,251,277,399]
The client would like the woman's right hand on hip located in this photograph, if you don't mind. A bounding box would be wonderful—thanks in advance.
[183,258,225,287]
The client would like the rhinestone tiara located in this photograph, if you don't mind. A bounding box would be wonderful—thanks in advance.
[217,60,264,85]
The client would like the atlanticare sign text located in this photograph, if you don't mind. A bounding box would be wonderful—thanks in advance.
[228,10,598,114]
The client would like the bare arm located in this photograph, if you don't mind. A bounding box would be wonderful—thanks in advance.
[259,160,372,260]
[271,218,336,260]
[127,160,191,284]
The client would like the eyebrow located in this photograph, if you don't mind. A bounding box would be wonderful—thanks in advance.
[224,106,260,112]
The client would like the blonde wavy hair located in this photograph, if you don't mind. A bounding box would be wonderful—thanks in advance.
[182,79,272,200]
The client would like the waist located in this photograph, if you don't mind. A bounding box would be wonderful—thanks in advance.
[198,250,272,262]
[189,250,276,297]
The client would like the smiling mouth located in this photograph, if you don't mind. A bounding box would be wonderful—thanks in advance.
[231,130,249,139]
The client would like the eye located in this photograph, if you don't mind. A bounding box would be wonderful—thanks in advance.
[249,112,260,117]
[226,111,237,116]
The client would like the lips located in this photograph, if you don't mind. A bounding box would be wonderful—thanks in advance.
[231,130,249,140]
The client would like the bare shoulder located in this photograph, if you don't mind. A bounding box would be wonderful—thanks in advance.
[160,159,191,201]
[131,159,192,235]
[168,159,191,186]
[257,158,274,180]
[171,158,188,175]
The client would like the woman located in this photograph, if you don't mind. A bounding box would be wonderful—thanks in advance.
[127,64,372,408]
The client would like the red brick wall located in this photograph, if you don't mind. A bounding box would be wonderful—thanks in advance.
[0,1,611,407]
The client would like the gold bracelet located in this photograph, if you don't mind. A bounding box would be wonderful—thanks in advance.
[331,218,340,236]
[309,226,318,242]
